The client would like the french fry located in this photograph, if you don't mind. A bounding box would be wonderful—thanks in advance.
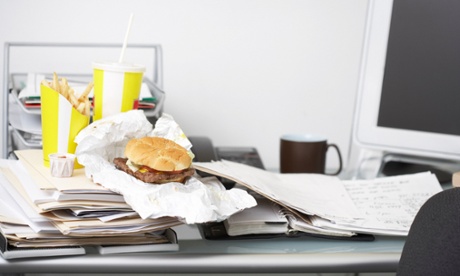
[52,72,60,93]
[61,78,70,101]
[41,80,50,87]
[68,88,79,107]
[60,87,69,101]
[79,82,93,101]
[77,101,86,114]
[84,97,91,117]
[61,77,69,91]
[43,72,92,117]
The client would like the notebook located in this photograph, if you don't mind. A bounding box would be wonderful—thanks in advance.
[224,198,287,236]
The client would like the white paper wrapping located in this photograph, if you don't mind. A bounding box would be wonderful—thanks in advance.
[75,110,256,223]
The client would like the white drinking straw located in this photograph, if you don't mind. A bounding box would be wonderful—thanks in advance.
[118,13,134,63]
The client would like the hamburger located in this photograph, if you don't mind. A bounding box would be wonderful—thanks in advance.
[114,136,195,184]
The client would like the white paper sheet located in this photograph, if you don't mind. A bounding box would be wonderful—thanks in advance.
[0,168,57,233]
[194,160,362,222]
[340,172,443,232]
[6,160,54,204]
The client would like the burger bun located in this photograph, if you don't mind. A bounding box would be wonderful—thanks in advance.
[125,136,192,172]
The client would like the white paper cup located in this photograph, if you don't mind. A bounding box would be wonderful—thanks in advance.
[92,62,145,121]
[49,153,76,177]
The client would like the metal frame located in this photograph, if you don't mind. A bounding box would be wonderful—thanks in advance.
[2,42,163,158]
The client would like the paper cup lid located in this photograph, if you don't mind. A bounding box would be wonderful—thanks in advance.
[92,61,146,72]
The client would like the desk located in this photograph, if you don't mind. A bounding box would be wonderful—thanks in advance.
[0,225,404,275]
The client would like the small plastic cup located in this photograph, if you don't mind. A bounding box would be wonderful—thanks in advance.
[92,61,145,121]
[49,153,76,177]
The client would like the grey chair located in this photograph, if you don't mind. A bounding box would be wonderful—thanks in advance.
[397,187,460,275]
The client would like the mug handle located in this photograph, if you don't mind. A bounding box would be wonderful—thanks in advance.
[326,144,342,176]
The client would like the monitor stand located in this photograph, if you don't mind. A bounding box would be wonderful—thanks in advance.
[378,154,460,184]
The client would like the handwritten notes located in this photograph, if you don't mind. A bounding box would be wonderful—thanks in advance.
[342,172,442,231]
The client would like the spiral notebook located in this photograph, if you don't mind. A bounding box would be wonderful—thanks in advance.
[224,198,288,236]
[220,198,372,240]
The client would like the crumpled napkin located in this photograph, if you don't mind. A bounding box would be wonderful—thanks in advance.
[75,110,256,223]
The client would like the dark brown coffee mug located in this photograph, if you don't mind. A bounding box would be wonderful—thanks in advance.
[280,134,342,175]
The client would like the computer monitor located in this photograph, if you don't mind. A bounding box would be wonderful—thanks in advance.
[353,0,460,164]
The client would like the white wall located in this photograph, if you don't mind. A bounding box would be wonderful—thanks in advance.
[0,0,368,170]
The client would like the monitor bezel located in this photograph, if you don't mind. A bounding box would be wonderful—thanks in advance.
[353,0,460,161]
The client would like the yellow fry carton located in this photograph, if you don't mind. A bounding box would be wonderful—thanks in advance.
[40,85,90,168]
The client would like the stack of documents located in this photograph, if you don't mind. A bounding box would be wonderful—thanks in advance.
[0,150,181,259]
[194,160,444,238]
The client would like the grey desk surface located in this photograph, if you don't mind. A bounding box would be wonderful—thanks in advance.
[0,224,405,275]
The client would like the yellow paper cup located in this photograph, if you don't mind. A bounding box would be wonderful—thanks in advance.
[92,62,145,121]
[40,85,90,168]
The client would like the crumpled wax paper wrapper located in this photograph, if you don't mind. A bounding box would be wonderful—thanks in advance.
[74,110,257,223]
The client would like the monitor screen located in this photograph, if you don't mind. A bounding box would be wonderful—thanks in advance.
[353,0,460,161]
[378,0,460,136]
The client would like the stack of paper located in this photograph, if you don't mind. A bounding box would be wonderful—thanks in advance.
[194,160,444,238]
[0,150,181,259]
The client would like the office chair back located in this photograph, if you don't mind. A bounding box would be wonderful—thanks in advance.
[397,187,460,275]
